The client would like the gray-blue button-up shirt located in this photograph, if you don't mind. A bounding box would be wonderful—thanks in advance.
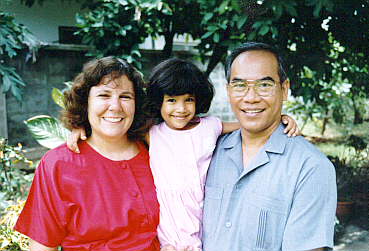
[202,124,337,251]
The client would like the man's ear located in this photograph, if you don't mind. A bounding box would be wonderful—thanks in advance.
[282,79,290,101]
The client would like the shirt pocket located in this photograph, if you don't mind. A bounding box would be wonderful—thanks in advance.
[202,186,223,238]
[242,192,288,251]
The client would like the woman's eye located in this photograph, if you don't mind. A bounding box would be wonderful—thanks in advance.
[167,98,176,103]
[186,97,195,102]
[97,94,109,97]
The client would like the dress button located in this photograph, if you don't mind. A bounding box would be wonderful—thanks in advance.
[225,221,232,228]
[131,191,139,197]
[121,164,127,169]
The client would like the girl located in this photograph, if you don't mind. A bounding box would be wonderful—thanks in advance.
[68,58,300,251]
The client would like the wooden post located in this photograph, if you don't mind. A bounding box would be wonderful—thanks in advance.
[0,93,8,139]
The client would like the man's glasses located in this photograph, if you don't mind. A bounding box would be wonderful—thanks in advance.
[227,79,278,97]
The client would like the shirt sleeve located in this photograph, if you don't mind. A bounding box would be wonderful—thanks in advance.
[282,157,337,251]
[14,155,68,247]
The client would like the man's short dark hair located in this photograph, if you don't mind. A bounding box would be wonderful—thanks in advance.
[225,42,287,83]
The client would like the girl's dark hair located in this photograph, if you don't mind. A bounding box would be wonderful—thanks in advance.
[145,58,214,123]
[60,56,146,141]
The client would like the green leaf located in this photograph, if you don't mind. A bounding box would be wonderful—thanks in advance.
[237,16,247,29]
[24,115,70,149]
[204,13,213,22]
[218,0,230,14]
[201,31,214,39]
[213,32,220,43]
[51,88,65,109]
[2,74,11,92]
[259,25,269,36]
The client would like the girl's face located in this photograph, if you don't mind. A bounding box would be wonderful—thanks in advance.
[160,93,196,130]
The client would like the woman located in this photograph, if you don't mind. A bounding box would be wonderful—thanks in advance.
[14,57,160,251]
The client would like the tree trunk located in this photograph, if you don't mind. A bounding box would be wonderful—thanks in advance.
[205,44,228,77]
[162,31,175,59]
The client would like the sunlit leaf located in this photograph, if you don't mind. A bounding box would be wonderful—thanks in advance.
[24,115,70,149]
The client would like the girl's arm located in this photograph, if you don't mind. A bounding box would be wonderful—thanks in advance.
[221,122,241,134]
[30,239,57,251]
[66,128,86,153]
[221,114,300,137]
[281,114,301,137]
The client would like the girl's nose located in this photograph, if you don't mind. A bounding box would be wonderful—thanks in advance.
[175,103,186,112]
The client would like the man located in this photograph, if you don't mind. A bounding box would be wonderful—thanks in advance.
[202,42,337,251]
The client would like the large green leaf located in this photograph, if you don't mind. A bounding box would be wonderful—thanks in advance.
[51,88,65,109]
[24,115,70,149]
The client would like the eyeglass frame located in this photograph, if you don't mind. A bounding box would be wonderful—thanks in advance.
[227,78,285,97]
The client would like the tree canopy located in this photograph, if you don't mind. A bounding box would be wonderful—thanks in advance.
[8,0,369,130]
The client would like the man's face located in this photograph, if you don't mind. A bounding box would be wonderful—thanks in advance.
[227,50,289,137]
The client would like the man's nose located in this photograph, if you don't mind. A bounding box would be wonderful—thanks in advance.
[242,86,261,102]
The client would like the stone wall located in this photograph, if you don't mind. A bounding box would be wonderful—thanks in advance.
[2,46,234,148]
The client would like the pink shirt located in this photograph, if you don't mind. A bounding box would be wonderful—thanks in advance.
[149,116,222,250]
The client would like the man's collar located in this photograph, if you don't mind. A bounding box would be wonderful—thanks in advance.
[222,123,287,154]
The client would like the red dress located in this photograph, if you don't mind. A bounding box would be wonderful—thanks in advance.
[15,141,160,251]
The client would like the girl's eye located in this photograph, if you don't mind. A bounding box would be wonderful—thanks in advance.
[120,95,133,100]
[167,98,176,103]
[186,97,195,102]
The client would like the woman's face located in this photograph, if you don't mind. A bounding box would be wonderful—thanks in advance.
[87,74,135,142]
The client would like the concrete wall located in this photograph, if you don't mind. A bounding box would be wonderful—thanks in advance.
[0,0,83,43]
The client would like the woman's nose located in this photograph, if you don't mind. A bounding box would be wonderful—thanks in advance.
[108,97,121,110]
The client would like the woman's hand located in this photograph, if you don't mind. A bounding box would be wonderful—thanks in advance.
[66,128,87,153]
[281,114,301,137]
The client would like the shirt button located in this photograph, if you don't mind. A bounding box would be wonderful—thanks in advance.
[225,221,232,228]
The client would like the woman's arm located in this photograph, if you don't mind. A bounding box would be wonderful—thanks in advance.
[30,239,58,251]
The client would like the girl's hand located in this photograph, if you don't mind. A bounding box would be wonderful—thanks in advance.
[161,245,177,251]
[66,128,87,153]
[281,114,301,137]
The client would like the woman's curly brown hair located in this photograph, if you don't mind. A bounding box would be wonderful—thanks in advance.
[60,56,147,141]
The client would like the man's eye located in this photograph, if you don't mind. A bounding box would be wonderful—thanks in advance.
[258,81,274,88]
[232,82,246,89]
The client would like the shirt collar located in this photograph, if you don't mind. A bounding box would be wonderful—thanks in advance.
[222,123,287,155]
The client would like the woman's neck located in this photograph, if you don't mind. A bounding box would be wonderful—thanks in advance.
[87,135,138,161]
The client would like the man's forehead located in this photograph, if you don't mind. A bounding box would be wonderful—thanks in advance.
[230,50,279,79]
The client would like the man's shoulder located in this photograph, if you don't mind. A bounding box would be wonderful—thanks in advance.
[288,135,327,158]
[216,129,241,146]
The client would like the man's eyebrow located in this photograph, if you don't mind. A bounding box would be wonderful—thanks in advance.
[230,76,276,82]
